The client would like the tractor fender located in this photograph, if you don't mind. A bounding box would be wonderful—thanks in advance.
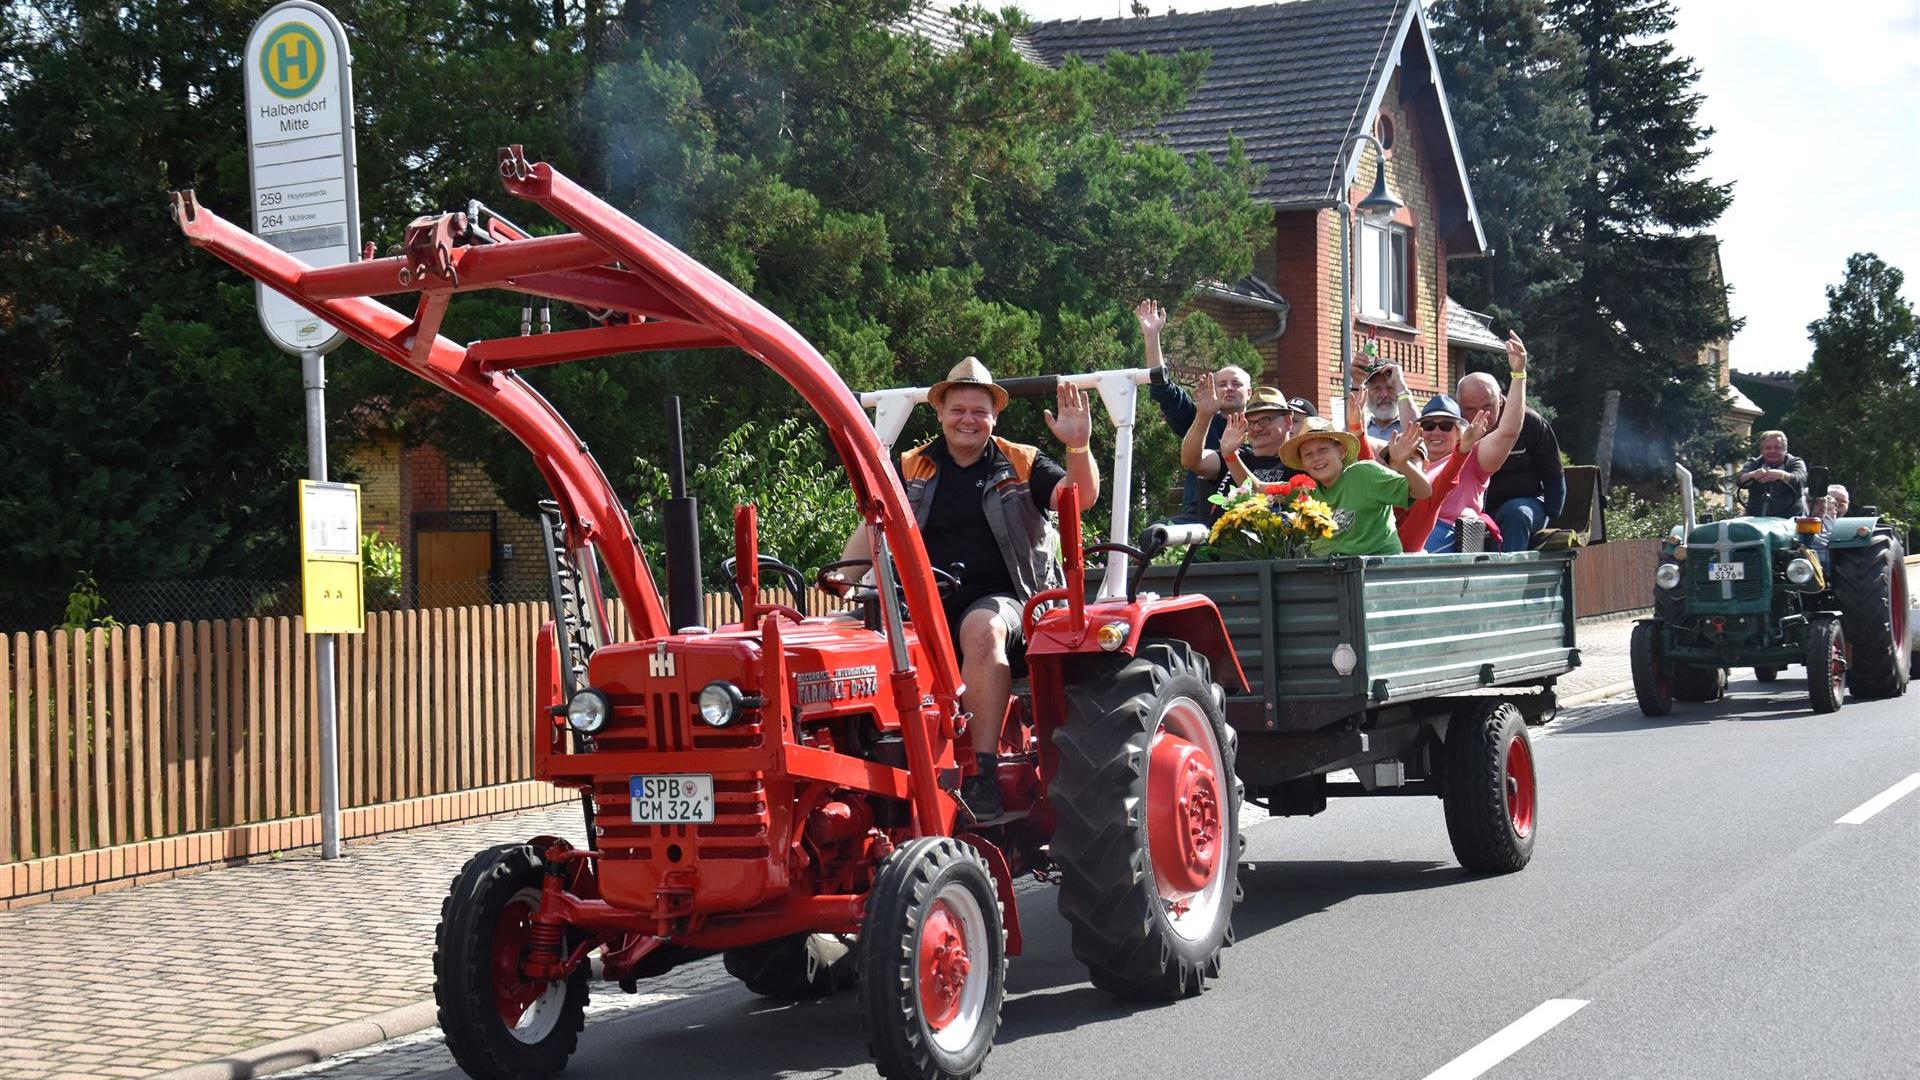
[1825,515,1886,550]
[1025,593,1247,693]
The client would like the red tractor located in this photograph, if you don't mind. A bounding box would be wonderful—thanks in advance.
[171,146,1246,1080]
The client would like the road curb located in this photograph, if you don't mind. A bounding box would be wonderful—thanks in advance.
[1559,679,1635,710]
[153,1000,439,1080]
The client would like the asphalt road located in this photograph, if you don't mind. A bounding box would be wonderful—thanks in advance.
[297,677,1919,1080]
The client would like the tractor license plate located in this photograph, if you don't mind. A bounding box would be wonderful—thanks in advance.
[629,774,715,824]
[1707,562,1746,581]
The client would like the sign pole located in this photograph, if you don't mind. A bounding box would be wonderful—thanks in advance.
[303,348,343,859]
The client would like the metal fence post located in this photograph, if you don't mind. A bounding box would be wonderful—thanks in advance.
[303,348,343,859]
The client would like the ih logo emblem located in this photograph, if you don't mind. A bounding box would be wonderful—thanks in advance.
[260,22,325,99]
[649,643,675,678]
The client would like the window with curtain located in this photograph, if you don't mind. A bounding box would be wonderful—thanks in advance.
[1358,220,1410,323]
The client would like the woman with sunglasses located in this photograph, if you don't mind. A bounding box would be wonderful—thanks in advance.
[1418,332,1530,552]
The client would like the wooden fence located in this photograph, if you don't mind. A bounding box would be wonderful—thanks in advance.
[1572,539,1659,619]
[0,588,836,868]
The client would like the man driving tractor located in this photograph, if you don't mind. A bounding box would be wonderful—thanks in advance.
[839,357,1098,819]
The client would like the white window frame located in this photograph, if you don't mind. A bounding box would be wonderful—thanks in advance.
[1357,220,1410,324]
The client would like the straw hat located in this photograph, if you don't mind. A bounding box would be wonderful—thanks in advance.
[928,356,1009,410]
[1279,416,1360,471]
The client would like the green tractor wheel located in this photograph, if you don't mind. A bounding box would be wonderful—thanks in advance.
[1807,615,1846,714]
[1631,620,1672,717]
[1831,535,1911,699]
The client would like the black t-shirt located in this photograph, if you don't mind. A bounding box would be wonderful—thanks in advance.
[912,439,1066,618]
[1201,449,1298,515]
[1484,408,1564,510]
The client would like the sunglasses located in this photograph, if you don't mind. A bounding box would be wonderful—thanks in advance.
[1419,419,1458,432]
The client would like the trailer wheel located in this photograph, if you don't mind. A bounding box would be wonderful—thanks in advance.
[1832,535,1910,699]
[1807,615,1846,715]
[1051,640,1241,1000]
[1671,663,1726,703]
[434,844,589,1080]
[1631,620,1673,717]
[1443,700,1536,873]
[858,837,1004,1080]
[725,934,856,999]
[1754,667,1779,683]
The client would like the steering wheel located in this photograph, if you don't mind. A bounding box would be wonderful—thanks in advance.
[722,554,810,616]
[816,559,961,602]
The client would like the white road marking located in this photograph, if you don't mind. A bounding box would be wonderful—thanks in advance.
[1420,998,1590,1080]
[1836,772,1920,825]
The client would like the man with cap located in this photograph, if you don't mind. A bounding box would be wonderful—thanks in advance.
[1279,417,1431,556]
[838,357,1096,819]
[1180,374,1306,497]
[1137,298,1255,522]
[1349,353,1419,444]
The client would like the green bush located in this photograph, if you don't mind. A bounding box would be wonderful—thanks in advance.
[1604,487,1687,541]
[362,531,404,608]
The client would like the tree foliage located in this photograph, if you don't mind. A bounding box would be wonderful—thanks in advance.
[1785,254,1920,520]
[0,0,1267,622]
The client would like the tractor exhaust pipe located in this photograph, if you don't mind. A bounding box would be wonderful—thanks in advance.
[1675,462,1696,534]
[664,396,705,631]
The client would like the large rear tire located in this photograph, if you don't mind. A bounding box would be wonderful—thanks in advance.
[724,933,857,999]
[1631,620,1673,717]
[1807,615,1846,715]
[434,844,589,1080]
[1831,535,1911,699]
[1050,640,1241,1000]
[858,837,1005,1080]
[1443,701,1537,873]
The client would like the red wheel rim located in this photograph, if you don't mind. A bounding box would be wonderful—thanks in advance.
[1146,731,1223,900]
[917,899,970,1032]
[1504,733,1535,839]
[492,898,546,1028]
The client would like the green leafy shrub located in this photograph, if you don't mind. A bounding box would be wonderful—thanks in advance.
[363,530,404,609]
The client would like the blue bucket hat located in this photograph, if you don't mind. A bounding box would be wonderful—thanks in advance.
[1420,394,1466,424]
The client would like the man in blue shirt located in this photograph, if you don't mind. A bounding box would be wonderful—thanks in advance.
[1138,299,1252,522]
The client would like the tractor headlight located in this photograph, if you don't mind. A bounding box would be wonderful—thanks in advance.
[1096,620,1131,652]
[566,688,611,734]
[1655,563,1682,590]
[697,681,744,727]
[1786,558,1818,587]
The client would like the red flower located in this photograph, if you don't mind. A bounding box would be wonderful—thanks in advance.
[1288,475,1318,493]
[1260,482,1288,496]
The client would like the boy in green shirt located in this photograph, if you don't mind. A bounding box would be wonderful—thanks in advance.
[1279,417,1431,556]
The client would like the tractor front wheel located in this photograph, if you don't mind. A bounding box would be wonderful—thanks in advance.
[1051,641,1241,1000]
[1631,620,1673,717]
[1832,535,1911,699]
[858,837,1005,1080]
[434,844,589,1080]
[1443,700,1537,873]
[1807,615,1847,715]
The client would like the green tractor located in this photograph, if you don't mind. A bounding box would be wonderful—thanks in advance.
[1634,465,1911,716]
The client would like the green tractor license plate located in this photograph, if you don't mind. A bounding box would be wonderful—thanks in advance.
[629,774,716,824]
[1707,562,1746,582]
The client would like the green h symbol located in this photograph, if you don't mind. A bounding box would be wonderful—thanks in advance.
[274,37,308,85]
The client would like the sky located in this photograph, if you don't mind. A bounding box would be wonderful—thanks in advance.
[1013,0,1920,374]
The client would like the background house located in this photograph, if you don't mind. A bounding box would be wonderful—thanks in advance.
[1026,0,1490,413]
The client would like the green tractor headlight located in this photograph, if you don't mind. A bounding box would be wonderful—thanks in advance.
[1655,563,1682,590]
[1786,558,1819,587]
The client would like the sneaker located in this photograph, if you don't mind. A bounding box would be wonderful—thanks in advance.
[960,756,1004,820]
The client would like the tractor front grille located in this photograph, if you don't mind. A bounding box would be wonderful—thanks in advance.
[1685,545,1767,606]
[591,692,772,863]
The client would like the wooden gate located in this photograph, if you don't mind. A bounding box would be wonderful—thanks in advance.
[414,511,495,609]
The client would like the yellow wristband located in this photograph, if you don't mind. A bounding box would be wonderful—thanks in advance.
[1066,444,1089,455]
[1510,371,1527,380]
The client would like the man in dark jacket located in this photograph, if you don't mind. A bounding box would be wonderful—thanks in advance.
[1137,298,1252,522]
[1737,430,1808,518]
[1457,371,1564,551]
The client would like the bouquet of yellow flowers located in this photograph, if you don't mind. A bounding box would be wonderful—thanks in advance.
[1205,475,1338,560]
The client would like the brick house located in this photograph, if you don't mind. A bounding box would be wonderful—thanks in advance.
[1026,0,1490,414]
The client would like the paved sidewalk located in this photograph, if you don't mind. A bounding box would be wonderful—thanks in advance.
[0,616,1638,1080]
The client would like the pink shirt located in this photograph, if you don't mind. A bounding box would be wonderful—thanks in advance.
[1437,449,1495,524]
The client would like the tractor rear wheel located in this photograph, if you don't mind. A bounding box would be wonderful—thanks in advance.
[1051,641,1241,1000]
[1831,535,1911,699]
[434,844,589,1080]
[858,837,1004,1080]
[1754,667,1779,683]
[1442,700,1537,873]
[1807,615,1846,715]
[724,934,856,999]
[1631,620,1673,717]
[1672,664,1726,703]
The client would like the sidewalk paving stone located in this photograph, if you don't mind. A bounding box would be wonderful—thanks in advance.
[0,614,1642,1079]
